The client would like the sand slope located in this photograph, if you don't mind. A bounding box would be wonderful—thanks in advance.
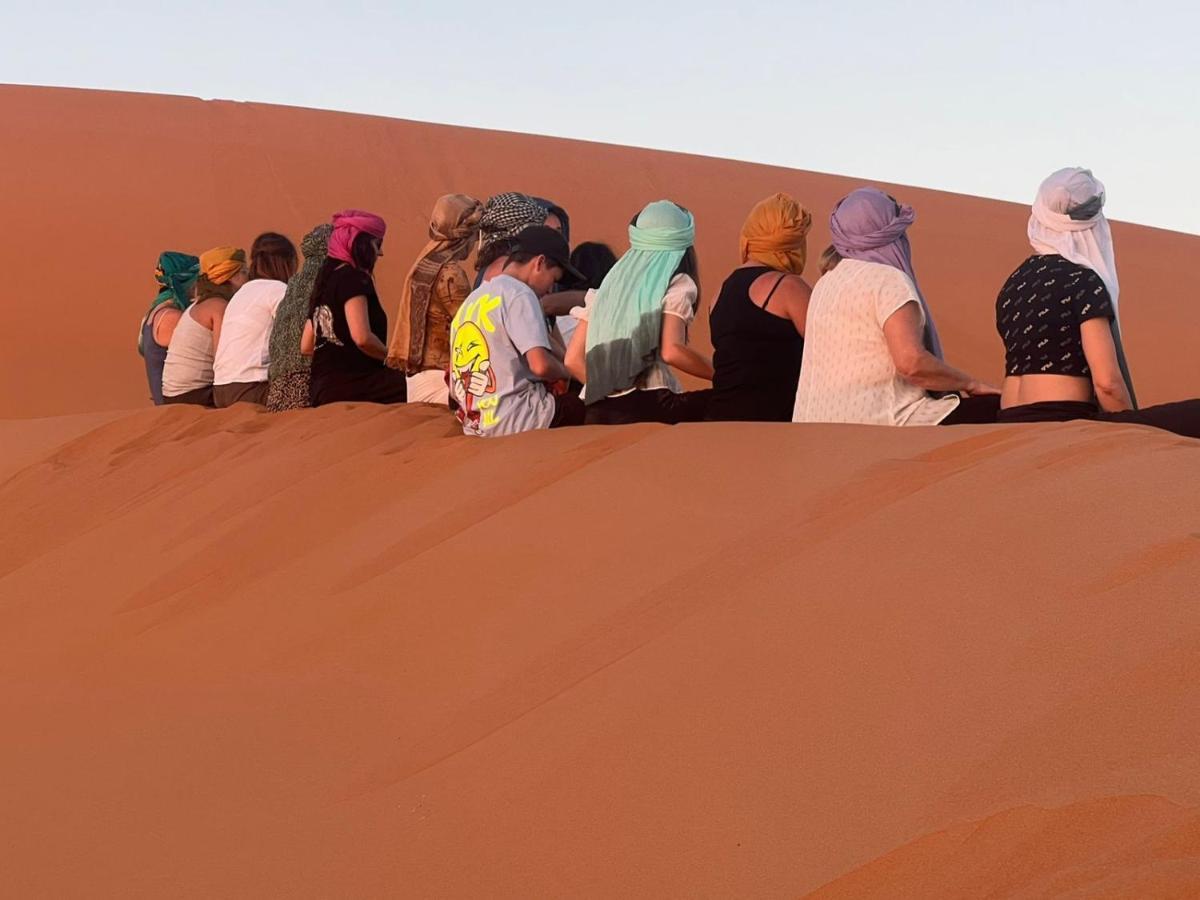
[3,404,1199,896]
[2,84,1199,418]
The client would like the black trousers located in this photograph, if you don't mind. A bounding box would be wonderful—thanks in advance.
[163,385,215,408]
[997,400,1200,439]
[585,389,712,425]
[549,394,586,428]
[939,395,1001,425]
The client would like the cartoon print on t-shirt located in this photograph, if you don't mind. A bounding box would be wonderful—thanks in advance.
[451,320,496,434]
[312,305,343,348]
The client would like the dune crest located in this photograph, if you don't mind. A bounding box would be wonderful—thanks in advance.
[809,795,1200,898]
[2,83,1200,418]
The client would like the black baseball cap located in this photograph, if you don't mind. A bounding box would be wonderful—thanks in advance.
[510,225,585,283]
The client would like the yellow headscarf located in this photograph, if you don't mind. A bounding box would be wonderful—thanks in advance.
[199,246,247,285]
[739,193,812,275]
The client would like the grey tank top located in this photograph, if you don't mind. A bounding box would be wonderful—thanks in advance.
[142,315,169,405]
[162,307,215,397]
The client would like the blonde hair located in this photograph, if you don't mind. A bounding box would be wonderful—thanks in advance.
[818,245,842,275]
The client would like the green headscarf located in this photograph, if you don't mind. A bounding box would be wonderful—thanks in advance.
[138,251,199,356]
[584,200,695,402]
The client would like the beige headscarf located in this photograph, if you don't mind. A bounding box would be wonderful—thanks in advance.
[739,193,812,275]
[387,194,483,373]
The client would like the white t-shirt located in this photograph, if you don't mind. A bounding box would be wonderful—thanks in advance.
[571,273,697,401]
[213,279,288,386]
[449,275,556,437]
[793,259,959,426]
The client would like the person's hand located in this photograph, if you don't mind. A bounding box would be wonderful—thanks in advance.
[963,379,1001,397]
[465,361,491,397]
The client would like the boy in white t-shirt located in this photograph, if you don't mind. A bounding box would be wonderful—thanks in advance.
[449,226,585,437]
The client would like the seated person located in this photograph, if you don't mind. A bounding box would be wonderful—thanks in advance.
[793,189,999,426]
[707,192,813,422]
[448,226,585,436]
[213,232,298,407]
[565,200,713,425]
[301,210,408,406]
[994,168,1200,438]
[139,251,199,405]
[162,246,248,406]
[385,194,483,405]
[265,224,332,412]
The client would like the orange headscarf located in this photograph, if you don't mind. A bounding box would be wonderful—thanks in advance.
[738,193,812,275]
[199,246,247,285]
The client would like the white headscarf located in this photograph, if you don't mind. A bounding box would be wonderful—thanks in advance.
[1028,168,1118,312]
[1028,167,1135,406]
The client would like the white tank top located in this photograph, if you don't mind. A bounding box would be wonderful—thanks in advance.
[162,306,216,397]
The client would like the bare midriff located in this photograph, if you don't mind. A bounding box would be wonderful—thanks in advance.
[1001,373,1095,409]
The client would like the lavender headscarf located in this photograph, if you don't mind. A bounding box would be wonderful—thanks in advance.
[830,188,943,359]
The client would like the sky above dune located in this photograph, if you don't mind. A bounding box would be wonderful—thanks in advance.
[3,0,1197,234]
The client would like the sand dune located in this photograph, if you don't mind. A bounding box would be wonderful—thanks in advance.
[2,84,1199,418]
[811,795,1200,898]
[3,85,1200,896]
[3,404,1200,896]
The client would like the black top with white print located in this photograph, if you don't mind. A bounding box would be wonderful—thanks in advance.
[995,254,1114,377]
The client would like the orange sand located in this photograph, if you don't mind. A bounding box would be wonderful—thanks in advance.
[2,86,1200,897]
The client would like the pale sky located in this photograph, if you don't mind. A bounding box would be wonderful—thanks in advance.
[3,0,1198,233]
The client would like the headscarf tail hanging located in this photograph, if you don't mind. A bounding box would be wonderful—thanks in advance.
[830,188,943,359]
[584,200,695,401]
[388,195,483,373]
[1028,167,1135,407]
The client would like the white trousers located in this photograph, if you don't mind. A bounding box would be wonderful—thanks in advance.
[406,369,449,406]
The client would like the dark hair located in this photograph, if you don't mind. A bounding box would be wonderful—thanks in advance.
[249,232,298,282]
[476,237,515,275]
[674,247,701,309]
[503,250,547,268]
[350,231,381,272]
[194,274,237,302]
[570,242,617,290]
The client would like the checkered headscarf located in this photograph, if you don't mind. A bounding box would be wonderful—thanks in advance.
[479,193,547,252]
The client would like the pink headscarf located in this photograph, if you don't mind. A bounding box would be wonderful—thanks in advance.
[328,209,387,266]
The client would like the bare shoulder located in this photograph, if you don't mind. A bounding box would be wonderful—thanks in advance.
[152,305,182,325]
[778,272,812,297]
[771,272,813,312]
[193,298,225,325]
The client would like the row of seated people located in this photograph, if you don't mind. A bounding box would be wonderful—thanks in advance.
[138,171,1200,439]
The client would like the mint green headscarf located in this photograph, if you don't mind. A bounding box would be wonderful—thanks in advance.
[584,200,695,402]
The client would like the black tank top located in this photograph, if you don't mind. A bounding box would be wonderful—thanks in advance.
[707,267,804,422]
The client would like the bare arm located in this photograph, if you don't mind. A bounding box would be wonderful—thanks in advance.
[565,318,588,384]
[344,295,388,361]
[777,276,812,336]
[660,314,714,381]
[152,307,182,347]
[210,305,225,356]
[542,289,587,318]
[883,302,997,395]
[526,346,573,382]
[300,319,315,357]
[1080,317,1133,412]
